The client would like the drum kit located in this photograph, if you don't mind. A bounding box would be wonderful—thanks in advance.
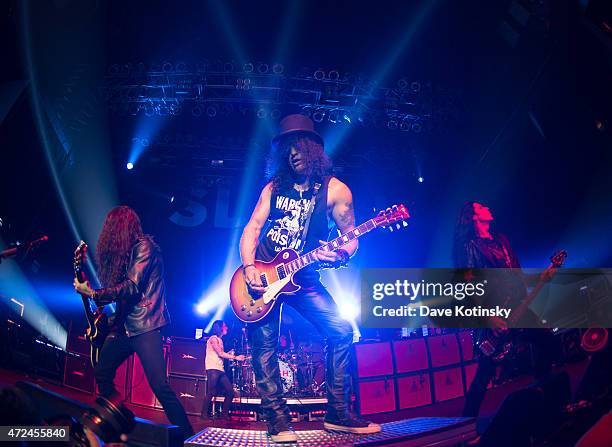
[228,328,326,397]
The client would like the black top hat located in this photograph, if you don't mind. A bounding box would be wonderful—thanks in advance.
[272,114,323,146]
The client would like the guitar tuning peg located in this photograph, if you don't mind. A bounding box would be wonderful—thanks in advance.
[402,221,408,227]
[392,204,398,210]
[389,226,394,232]
[396,223,401,230]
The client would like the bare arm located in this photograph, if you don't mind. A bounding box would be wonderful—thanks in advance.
[329,178,358,257]
[239,182,272,266]
[210,337,235,360]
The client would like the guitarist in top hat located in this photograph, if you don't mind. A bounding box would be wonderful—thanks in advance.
[73,206,193,439]
[239,114,381,442]
[453,201,559,417]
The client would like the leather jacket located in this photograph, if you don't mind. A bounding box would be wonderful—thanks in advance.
[93,236,171,337]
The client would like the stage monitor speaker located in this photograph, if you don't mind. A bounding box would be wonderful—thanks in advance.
[357,378,396,415]
[130,352,162,409]
[66,321,91,356]
[168,375,206,416]
[458,331,474,362]
[16,382,183,447]
[427,334,461,368]
[63,353,95,394]
[433,366,464,402]
[393,338,429,373]
[396,373,432,409]
[168,337,206,377]
[354,341,393,378]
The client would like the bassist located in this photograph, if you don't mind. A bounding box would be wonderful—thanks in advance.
[239,114,380,442]
[73,206,193,439]
[453,201,558,417]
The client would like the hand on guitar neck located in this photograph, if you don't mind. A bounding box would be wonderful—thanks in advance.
[74,277,95,298]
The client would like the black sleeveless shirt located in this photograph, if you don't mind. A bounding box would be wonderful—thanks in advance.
[256,176,333,286]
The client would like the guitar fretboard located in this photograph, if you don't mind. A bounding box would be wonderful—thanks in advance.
[282,217,384,275]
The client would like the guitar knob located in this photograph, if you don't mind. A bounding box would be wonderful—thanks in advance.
[246,311,253,317]
[256,307,262,313]
[250,299,255,306]
[241,305,247,311]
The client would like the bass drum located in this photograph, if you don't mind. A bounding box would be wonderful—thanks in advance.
[251,360,295,394]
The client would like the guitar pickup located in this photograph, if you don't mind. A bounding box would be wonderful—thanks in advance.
[276,264,287,280]
[260,274,269,287]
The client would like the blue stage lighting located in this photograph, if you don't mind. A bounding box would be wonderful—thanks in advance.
[126,162,134,170]
[418,176,424,183]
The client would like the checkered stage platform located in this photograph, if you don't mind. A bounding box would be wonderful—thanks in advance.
[185,417,477,447]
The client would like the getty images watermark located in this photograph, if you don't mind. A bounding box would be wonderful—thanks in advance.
[360,268,612,329]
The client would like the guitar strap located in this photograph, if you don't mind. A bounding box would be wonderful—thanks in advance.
[298,182,321,254]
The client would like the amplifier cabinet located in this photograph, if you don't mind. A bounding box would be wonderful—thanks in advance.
[393,338,429,373]
[168,375,207,416]
[168,337,206,377]
[433,366,464,402]
[64,353,95,394]
[354,341,393,378]
[357,378,396,415]
[427,334,461,368]
[396,373,432,409]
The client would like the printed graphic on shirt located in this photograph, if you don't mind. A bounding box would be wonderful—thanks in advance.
[265,195,312,252]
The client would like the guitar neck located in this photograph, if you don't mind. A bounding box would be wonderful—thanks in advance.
[509,270,550,325]
[284,218,379,274]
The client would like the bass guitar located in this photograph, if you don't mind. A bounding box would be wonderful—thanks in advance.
[230,204,410,323]
[73,241,108,367]
[475,249,567,362]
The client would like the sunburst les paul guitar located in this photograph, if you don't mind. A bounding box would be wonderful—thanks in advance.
[73,241,109,367]
[230,204,410,323]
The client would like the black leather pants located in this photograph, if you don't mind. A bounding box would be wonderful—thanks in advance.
[248,283,353,426]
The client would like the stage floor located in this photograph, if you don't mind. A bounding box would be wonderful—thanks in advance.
[186,417,477,447]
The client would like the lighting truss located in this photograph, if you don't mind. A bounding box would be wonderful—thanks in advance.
[102,61,459,132]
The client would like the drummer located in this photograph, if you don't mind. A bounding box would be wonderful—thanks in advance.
[200,320,245,420]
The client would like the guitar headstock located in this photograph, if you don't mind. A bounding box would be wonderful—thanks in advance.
[550,250,567,268]
[74,241,88,279]
[374,204,410,232]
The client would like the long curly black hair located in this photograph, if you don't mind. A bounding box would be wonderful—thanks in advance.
[95,206,144,287]
[453,201,478,266]
[266,133,332,193]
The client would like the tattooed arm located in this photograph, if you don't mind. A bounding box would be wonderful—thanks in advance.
[328,177,358,257]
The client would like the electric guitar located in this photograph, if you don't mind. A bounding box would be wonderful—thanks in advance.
[230,204,410,323]
[475,249,567,362]
[73,241,109,367]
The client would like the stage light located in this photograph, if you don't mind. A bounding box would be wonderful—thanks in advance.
[191,104,203,117]
[399,119,411,131]
[272,63,284,74]
[312,110,325,123]
[126,162,134,170]
[397,78,408,89]
[339,300,360,321]
[411,81,421,92]
[162,61,174,73]
[412,122,422,133]
[328,70,340,81]
[169,196,175,203]
[243,62,254,73]
[418,176,424,183]
[328,109,340,124]
[206,105,218,118]
[256,107,267,119]
[257,63,269,74]
[387,119,398,130]
[314,69,325,81]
